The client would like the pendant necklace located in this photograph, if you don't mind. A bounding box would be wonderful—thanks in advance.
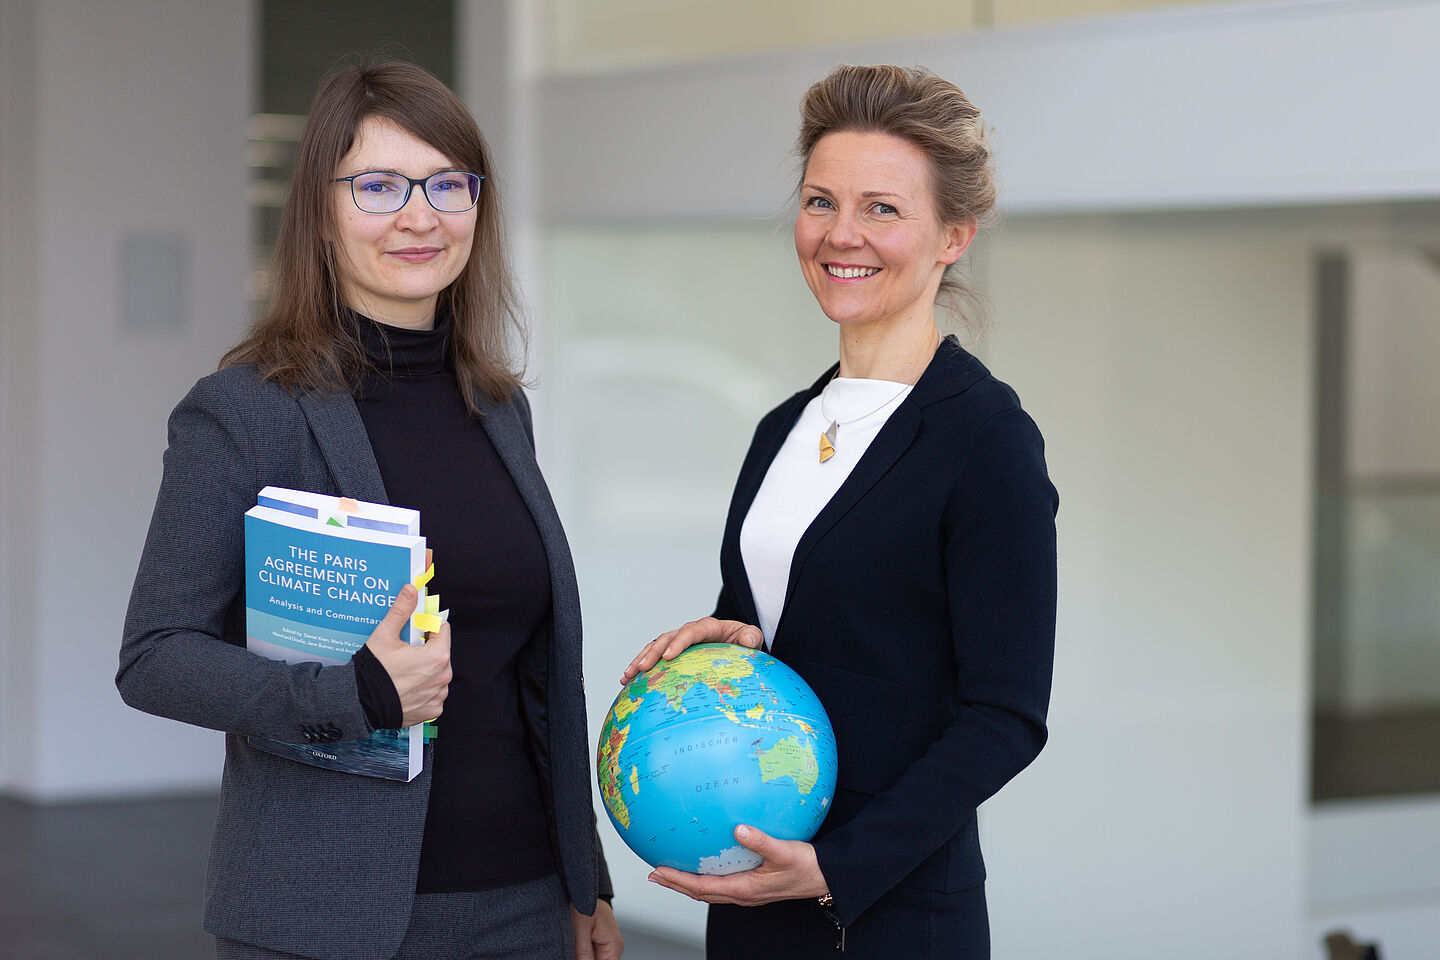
[818,377,911,463]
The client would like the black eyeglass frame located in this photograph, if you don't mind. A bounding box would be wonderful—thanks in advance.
[333,170,485,214]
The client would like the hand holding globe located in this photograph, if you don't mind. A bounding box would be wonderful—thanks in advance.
[648,822,831,907]
[599,636,838,905]
[621,616,765,684]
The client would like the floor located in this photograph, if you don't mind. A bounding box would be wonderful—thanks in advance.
[0,794,703,960]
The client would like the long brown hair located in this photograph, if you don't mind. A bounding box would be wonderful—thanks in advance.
[223,58,524,410]
[796,64,996,323]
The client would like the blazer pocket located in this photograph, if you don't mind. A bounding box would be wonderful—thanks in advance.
[790,659,906,797]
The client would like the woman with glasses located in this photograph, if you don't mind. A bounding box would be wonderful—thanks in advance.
[119,60,622,960]
[623,65,1057,959]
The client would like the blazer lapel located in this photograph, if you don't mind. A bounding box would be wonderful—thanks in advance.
[475,396,551,523]
[720,426,785,628]
[772,403,921,647]
[771,338,982,649]
[299,383,571,591]
[729,395,811,529]
[472,392,577,591]
[473,390,588,712]
[297,391,389,504]
[720,372,832,628]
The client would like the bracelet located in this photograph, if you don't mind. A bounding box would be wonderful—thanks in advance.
[817,894,846,951]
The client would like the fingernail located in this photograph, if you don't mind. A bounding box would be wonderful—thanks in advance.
[736,825,750,839]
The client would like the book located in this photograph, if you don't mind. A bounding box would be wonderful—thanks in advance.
[243,486,445,781]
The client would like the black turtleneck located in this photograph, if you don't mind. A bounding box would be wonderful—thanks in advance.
[348,311,556,894]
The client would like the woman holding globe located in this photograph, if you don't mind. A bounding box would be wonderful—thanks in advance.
[623,64,1057,958]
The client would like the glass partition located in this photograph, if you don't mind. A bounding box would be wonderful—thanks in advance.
[1313,245,1440,801]
[248,0,456,301]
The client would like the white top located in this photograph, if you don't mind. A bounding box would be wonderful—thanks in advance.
[739,376,914,648]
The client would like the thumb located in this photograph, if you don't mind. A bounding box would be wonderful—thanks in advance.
[377,584,418,639]
[734,823,773,856]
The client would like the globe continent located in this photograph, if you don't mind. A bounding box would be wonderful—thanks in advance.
[597,642,837,875]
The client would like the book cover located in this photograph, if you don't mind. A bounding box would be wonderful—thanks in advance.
[243,487,442,781]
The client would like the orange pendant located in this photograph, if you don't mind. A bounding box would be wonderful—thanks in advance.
[819,432,836,463]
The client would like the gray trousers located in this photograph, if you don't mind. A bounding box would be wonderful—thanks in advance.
[215,874,573,960]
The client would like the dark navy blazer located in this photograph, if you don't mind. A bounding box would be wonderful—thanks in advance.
[714,337,1058,930]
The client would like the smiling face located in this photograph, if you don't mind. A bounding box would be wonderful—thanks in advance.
[331,117,477,329]
[794,130,974,337]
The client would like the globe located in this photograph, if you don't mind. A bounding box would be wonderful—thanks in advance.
[597,642,838,875]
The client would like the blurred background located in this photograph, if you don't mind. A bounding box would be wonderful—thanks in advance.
[2,0,1439,957]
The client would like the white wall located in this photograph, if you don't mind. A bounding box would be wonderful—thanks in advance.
[980,212,1312,957]
[0,0,42,797]
[0,0,252,799]
[537,0,1440,222]
[542,0,980,74]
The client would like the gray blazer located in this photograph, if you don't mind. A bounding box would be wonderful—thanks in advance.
[119,365,602,960]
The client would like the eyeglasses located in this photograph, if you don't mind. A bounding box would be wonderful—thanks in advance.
[334,170,484,214]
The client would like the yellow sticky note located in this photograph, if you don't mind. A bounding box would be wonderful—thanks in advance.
[413,612,442,633]
[425,594,440,615]
[414,563,435,588]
